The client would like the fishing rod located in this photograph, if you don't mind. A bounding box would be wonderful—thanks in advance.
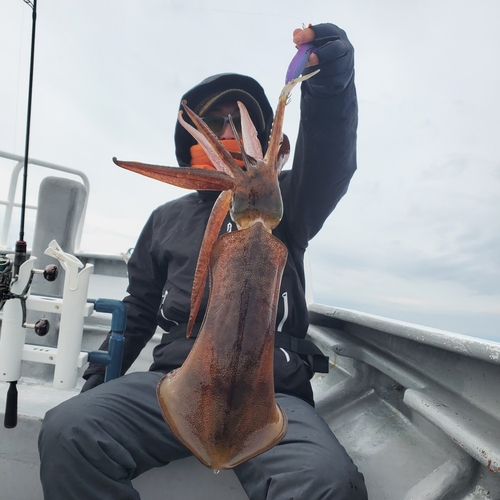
[0,0,50,429]
[0,0,39,312]
[0,0,37,301]
[15,0,38,270]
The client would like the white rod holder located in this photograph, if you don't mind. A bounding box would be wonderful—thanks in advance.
[52,264,93,388]
[0,257,36,382]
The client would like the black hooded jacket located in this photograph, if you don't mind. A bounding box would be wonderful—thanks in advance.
[84,65,358,404]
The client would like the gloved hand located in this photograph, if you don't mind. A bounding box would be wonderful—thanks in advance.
[293,23,355,97]
[81,373,105,393]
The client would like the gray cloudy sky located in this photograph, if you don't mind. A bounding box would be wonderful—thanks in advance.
[1,0,499,340]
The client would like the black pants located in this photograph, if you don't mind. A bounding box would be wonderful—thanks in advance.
[39,371,367,499]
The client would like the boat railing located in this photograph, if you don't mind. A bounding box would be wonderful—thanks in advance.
[0,150,90,252]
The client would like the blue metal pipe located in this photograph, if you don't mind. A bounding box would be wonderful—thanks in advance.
[87,299,126,383]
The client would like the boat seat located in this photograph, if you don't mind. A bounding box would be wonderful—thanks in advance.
[25,176,87,378]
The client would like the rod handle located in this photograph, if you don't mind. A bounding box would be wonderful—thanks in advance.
[4,381,18,429]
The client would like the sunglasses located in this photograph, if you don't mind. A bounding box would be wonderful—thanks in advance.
[200,115,242,137]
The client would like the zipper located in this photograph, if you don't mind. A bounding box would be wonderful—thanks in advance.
[279,347,290,362]
[277,291,288,332]
[277,293,290,362]
[159,290,179,324]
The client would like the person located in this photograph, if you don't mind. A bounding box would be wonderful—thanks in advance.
[38,23,368,499]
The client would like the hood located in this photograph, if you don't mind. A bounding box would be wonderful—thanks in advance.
[174,73,274,167]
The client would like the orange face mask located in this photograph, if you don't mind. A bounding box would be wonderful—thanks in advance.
[190,140,245,171]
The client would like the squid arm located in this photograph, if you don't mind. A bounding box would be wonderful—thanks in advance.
[179,103,247,182]
[112,158,236,192]
[112,161,235,339]
[186,189,232,337]
[235,101,262,163]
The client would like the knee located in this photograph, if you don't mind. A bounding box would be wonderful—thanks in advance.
[311,455,368,500]
[39,395,96,462]
[39,400,79,458]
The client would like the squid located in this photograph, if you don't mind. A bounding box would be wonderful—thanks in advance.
[113,69,318,470]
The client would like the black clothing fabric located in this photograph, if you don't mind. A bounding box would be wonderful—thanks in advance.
[83,28,358,406]
[40,372,367,500]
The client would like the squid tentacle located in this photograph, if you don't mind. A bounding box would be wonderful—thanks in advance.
[236,100,263,161]
[228,114,257,171]
[264,70,319,171]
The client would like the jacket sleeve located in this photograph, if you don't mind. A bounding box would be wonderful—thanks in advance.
[83,209,167,380]
[280,23,358,248]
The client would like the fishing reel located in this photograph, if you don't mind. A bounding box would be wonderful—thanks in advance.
[0,248,58,336]
[0,257,12,313]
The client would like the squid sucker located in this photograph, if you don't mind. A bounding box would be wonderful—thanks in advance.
[113,70,318,470]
